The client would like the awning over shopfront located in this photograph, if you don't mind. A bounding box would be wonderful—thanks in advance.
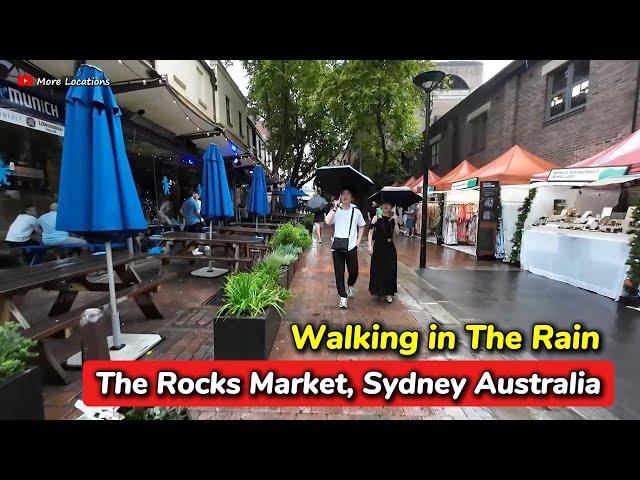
[532,129,640,182]
[433,160,478,191]
[403,176,416,186]
[459,145,558,186]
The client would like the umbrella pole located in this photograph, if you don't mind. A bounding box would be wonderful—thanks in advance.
[207,219,213,272]
[105,241,124,350]
[127,237,134,254]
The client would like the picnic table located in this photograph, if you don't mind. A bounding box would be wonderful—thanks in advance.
[231,222,282,229]
[208,226,277,242]
[268,213,304,221]
[0,252,175,383]
[158,232,264,272]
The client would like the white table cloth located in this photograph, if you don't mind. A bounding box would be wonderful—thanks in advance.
[520,224,632,300]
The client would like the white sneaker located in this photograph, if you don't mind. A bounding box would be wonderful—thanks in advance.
[386,295,393,304]
[347,286,355,298]
[339,297,348,309]
[192,249,204,256]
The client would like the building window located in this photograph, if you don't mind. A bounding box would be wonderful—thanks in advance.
[247,124,251,144]
[470,112,487,153]
[225,96,232,126]
[239,112,243,137]
[430,141,440,167]
[547,60,590,120]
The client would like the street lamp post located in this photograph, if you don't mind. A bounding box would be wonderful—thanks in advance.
[413,70,446,269]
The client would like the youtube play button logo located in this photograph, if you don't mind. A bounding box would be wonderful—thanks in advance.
[17,74,34,87]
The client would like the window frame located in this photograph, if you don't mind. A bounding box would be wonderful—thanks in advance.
[238,112,244,137]
[545,60,590,121]
[225,96,233,126]
[470,112,488,154]
[430,140,440,167]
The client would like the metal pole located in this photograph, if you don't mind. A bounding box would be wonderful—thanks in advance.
[419,91,432,269]
[105,241,124,349]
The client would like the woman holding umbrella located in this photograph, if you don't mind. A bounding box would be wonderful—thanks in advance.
[368,200,400,303]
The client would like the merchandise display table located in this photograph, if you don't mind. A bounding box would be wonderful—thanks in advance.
[520,224,632,300]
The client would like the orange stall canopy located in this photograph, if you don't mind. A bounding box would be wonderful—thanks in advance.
[409,171,440,193]
[459,145,558,186]
[403,176,416,186]
[531,129,640,181]
[433,160,478,191]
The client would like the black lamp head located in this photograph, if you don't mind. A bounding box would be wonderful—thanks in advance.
[413,70,446,93]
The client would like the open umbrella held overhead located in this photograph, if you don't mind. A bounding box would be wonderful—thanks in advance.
[247,165,269,232]
[315,165,374,199]
[192,144,234,278]
[306,195,328,213]
[369,186,423,209]
[56,64,159,363]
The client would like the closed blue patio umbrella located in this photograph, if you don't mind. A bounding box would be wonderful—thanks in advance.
[282,182,305,210]
[192,144,234,278]
[247,165,269,231]
[57,64,156,359]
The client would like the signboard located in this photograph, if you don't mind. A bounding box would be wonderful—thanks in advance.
[476,181,500,258]
[451,177,478,191]
[426,185,435,194]
[0,78,65,136]
[547,166,629,182]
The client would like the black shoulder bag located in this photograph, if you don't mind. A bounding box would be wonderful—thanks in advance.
[332,207,355,253]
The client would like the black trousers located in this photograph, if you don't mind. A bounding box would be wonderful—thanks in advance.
[332,247,359,298]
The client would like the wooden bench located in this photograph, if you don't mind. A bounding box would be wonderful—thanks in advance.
[24,272,176,384]
[156,254,256,272]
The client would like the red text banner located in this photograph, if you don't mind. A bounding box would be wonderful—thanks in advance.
[83,360,614,407]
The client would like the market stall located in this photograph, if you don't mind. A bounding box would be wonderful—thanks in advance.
[520,131,640,300]
[439,146,558,256]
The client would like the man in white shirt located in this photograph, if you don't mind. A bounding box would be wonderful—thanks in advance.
[325,188,367,309]
[5,206,41,246]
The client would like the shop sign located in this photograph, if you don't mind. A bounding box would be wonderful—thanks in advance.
[426,185,435,194]
[0,78,64,123]
[0,107,64,136]
[547,166,629,182]
[451,177,478,190]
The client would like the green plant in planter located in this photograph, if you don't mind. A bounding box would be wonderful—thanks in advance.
[269,222,312,251]
[624,198,640,296]
[218,270,290,318]
[0,322,37,383]
[124,407,189,420]
[274,244,302,259]
[263,250,297,267]
[253,260,282,285]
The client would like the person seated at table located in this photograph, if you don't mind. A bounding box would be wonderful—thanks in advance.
[180,191,204,255]
[38,202,89,250]
[156,197,179,228]
[4,205,43,264]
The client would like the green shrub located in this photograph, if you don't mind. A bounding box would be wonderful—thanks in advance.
[273,244,302,260]
[124,407,189,420]
[0,322,37,383]
[269,222,312,251]
[218,270,290,318]
[262,251,296,268]
[301,213,314,233]
[253,260,282,285]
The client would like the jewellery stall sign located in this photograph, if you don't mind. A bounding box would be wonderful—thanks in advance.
[0,78,64,137]
[547,166,629,182]
[451,177,478,191]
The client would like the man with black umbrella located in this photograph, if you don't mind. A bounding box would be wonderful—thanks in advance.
[326,188,367,309]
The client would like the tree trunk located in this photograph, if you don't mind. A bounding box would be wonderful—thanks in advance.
[375,109,388,175]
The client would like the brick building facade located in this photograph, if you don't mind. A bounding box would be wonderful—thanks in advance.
[424,60,640,178]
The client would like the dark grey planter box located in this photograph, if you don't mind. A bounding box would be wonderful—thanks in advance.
[0,366,45,420]
[214,306,282,360]
[278,266,292,289]
[620,294,640,307]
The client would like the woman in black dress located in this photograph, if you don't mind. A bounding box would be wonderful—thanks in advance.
[367,200,400,303]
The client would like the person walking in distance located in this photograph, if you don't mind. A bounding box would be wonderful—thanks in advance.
[325,188,366,309]
[368,199,400,303]
[313,202,329,244]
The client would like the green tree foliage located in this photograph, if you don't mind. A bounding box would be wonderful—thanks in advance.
[242,60,439,188]
[624,199,640,296]
[243,60,348,188]
[509,188,536,266]
[324,60,437,185]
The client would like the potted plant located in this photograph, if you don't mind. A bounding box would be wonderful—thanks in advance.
[0,322,44,420]
[301,213,314,234]
[214,270,290,360]
[122,407,190,420]
[256,251,297,288]
[621,201,640,306]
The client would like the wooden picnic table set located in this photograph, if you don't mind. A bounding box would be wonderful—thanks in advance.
[0,251,175,384]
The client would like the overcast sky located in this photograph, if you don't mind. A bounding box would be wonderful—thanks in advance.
[225,60,514,97]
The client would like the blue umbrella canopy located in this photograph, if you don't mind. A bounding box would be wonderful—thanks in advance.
[283,183,300,210]
[201,144,233,219]
[56,64,146,239]
[247,165,269,216]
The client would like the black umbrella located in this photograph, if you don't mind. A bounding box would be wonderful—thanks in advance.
[306,195,328,213]
[315,165,375,197]
[368,186,423,209]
